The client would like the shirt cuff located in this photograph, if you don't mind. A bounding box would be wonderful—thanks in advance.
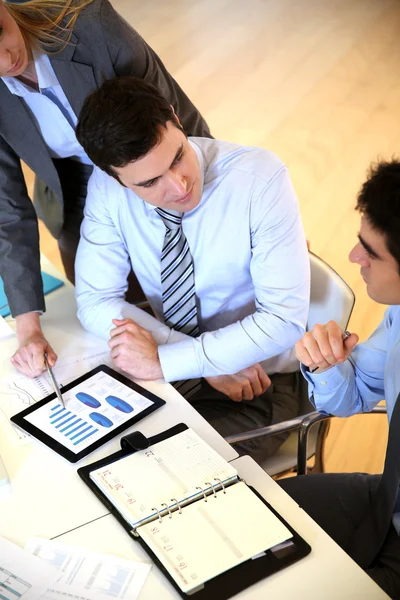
[158,338,201,382]
[300,363,347,393]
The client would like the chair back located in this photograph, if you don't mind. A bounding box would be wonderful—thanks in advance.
[308,252,355,332]
[265,253,355,475]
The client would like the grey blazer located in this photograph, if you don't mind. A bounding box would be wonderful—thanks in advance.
[0,0,210,317]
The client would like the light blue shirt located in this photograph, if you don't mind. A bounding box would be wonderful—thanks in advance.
[1,49,91,165]
[303,305,400,423]
[303,305,400,531]
[75,137,310,382]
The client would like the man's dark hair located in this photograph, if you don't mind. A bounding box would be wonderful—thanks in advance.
[356,159,400,272]
[76,77,184,182]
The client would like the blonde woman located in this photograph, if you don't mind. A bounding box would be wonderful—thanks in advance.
[0,0,210,377]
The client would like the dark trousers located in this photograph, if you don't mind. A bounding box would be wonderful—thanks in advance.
[190,371,305,463]
[279,473,400,599]
[47,159,145,303]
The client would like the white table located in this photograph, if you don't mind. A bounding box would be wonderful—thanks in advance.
[0,259,237,546]
[56,456,388,599]
[0,260,388,599]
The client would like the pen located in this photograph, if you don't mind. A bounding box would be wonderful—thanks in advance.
[44,353,65,408]
[310,330,351,374]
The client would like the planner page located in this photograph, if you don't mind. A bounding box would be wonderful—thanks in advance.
[89,428,238,527]
[138,481,293,593]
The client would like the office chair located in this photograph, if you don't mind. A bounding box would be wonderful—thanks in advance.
[224,252,356,477]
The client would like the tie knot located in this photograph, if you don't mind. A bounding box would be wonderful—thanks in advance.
[156,208,183,230]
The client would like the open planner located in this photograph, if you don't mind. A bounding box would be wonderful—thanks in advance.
[78,424,311,599]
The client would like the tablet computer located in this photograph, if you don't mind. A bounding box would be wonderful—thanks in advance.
[11,364,165,463]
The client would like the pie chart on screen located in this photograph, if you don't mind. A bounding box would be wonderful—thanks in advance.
[75,392,101,408]
[89,412,113,427]
[105,395,134,413]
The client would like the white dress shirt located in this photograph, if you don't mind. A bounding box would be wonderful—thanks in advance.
[1,49,91,164]
[75,137,310,382]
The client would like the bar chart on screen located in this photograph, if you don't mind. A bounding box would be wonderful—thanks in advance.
[48,405,100,447]
[0,350,111,446]
[24,370,154,454]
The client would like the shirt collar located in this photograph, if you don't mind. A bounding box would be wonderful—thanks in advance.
[142,137,206,214]
[1,47,58,96]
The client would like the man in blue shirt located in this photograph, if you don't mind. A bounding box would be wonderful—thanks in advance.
[281,160,400,598]
[74,76,310,462]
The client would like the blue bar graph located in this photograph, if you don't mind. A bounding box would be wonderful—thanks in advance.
[50,405,98,446]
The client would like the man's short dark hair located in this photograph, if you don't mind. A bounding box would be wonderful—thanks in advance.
[76,77,184,181]
[356,159,400,272]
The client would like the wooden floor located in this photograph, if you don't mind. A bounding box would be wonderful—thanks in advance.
[33,0,400,474]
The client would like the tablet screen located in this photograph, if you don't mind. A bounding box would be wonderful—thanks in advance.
[12,365,165,462]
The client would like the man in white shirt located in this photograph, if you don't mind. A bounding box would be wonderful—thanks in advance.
[75,76,310,461]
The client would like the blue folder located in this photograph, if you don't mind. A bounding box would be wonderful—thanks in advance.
[0,272,65,317]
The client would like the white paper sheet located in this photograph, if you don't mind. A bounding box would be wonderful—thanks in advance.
[0,351,110,445]
[25,537,151,600]
[0,537,59,600]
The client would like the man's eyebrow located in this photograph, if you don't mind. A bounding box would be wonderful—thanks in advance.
[133,144,184,187]
[358,234,381,259]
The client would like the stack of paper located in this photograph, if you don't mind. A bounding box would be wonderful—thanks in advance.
[0,536,151,600]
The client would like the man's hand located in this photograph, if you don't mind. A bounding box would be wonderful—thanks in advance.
[12,312,57,377]
[295,320,359,373]
[109,318,163,380]
[206,363,271,402]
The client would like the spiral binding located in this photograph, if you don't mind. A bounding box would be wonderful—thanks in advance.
[195,485,208,502]
[135,480,229,532]
[151,506,163,523]
[213,477,226,493]
[170,498,182,514]
[160,503,173,518]
[204,481,217,498]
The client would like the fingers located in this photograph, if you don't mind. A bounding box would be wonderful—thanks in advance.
[296,321,357,371]
[241,380,254,401]
[254,364,272,393]
[11,336,55,378]
[344,332,359,352]
[110,320,135,338]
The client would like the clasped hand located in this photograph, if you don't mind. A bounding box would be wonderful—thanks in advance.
[206,363,271,402]
[295,320,359,372]
[109,318,163,380]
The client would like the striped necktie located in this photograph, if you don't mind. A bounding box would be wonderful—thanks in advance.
[156,208,201,397]
[350,392,400,567]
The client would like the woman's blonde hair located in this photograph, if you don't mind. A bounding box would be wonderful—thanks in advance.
[5,0,94,51]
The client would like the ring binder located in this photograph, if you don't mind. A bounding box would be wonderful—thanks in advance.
[161,503,173,518]
[171,498,183,514]
[195,485,207,502]
[152,507,163,523]
[78,424,312,600]
[214,477,226,493]
[205,481,218,498]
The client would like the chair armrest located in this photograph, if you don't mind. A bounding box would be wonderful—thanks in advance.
[224,412,317,445]
[297,404,387,475]
[297,412,331,475]
[135,300,150,309]
[369,405,387,414]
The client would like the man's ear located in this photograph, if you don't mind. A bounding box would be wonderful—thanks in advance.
[170,105,182,127]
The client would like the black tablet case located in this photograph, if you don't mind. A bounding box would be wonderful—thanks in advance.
[78,423,311,599]
[11,364,166,463]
